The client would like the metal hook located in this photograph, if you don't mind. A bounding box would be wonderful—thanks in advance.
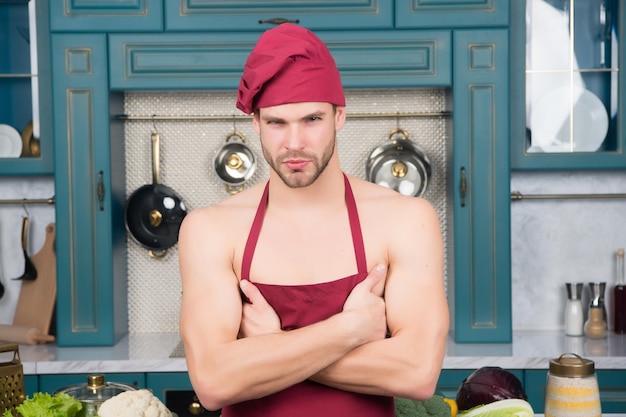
[152,114,158,133]
[232,115,237,133]
[21,203,29,219]
[395,112,401,130]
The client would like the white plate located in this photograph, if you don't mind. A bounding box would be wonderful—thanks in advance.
[0,124,23,157]
[530,86,609,152]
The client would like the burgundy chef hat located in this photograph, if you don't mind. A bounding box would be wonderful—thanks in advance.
[236,23,345,114]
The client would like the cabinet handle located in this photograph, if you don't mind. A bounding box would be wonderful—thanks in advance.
[97,171,104,211]
[460,167,467,208]
[258,17,300,25]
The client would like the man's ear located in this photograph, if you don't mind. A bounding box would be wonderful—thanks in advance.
[335,106,347,131]
[252,112,261,135]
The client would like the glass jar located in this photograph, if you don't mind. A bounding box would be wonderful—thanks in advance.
[545,353,601,417]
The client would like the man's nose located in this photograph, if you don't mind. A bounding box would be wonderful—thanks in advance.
[284,125,305,150]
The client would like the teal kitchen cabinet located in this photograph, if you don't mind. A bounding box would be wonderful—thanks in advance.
[525,369,626,413]
[146,372,192,402]
[108,30,451,91]
[50,34,128,346]
[0,0,53,175]
[24,375,38,397]
[510,0,626,170]
[451,29,511,342]
[395,0,509,29]
[164,0,392,32]
[37,373,145,394]
[49,0,163,33]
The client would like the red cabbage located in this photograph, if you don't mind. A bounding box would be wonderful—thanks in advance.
[456,367,528,411]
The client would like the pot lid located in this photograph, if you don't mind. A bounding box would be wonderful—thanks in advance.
[54,374,137,402]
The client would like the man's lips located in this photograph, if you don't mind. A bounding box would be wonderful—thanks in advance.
[283,159,309,170]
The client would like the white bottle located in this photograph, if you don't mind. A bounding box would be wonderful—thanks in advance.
[564,283,584,336]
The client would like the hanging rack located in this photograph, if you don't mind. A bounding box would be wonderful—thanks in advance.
[117,110,451,122]
[511,191,626,201]
[0,196,55,205]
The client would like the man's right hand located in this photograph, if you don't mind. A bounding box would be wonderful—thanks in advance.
[342,264,388,345]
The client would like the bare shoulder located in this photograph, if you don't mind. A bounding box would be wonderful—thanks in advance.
[179,181,267,246]
[346,174,439,225]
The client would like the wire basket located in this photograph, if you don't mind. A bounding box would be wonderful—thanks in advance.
[0,344,25,416]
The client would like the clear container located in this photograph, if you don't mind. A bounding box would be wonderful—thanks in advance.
[545,353,601,417]
[54,374,137,417]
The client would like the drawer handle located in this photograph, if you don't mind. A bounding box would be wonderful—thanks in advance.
[259,18,300,25]
[460,167,467,208]
[97,171,105,211]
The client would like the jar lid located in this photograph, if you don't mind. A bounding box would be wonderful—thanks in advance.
[549,353,595,377]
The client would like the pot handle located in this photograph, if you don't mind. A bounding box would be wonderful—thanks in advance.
[226,131,246,143]
[148,249,168,259]
[151,132,161,185]
[225,183,245,195]
[387,128,410,141]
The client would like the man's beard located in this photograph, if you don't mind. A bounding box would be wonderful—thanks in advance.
[262,134,336,188]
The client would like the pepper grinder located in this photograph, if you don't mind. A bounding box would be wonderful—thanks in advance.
[584,282,607,339]
[564,283,584,336]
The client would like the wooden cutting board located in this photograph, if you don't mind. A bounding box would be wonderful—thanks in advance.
[12,223,56,335]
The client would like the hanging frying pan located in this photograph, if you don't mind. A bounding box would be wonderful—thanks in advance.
[124,131,187,258]
[366,128,432,197]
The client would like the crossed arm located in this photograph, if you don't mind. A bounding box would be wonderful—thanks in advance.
[178,200,449,411]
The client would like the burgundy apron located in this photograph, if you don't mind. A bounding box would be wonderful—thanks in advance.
[222,174,394,417]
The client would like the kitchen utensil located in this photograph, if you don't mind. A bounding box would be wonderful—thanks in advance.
[13,223,56,335]
[0,343,25,415]
[54,374,137,417]
[613,248,626,334]
[20,120,40,158]
[0,261,4,300]
[125,131,187,258]
[584,282,607,339]
[0,325,55,345]
[545,353,601,417]
[0,124,22,158]
[12,216,37,281]
[530,86,609,152]
[214,131,257,195]
[365,128,431,197]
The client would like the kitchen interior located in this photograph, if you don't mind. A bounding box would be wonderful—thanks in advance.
[1,0,626,415]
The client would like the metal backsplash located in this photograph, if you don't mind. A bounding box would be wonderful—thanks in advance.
[124,89,450,333]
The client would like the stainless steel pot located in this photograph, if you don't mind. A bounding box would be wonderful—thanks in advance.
[54,374,137,417]
[214,132,257,195]
[366,128,431,197]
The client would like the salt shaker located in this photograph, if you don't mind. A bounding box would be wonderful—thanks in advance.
[564,283,584,336]
[545,353,601,417]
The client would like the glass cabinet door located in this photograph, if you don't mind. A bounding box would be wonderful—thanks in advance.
[526,0,618,154]
[0,0,52,175]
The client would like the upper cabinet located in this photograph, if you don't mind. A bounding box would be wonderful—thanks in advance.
[0,0,53,175]
[511,0,625,170]
[49,0,163,32]
[165,0,393,31]
[396,0,509,29]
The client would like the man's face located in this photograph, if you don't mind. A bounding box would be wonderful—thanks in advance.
[253,102,346,188]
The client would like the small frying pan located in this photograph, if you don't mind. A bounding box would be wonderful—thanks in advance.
[124,131,187,258]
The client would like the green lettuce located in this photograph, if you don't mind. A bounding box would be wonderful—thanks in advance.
[2,392,82,417]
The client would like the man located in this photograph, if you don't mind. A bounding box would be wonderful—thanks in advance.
[178,23,449,417]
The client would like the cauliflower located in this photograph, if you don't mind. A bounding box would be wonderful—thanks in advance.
[97,389,172,417]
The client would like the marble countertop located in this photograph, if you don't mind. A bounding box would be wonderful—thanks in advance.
[11,330,626,375]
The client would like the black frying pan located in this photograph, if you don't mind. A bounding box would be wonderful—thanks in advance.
[124,132,187,258]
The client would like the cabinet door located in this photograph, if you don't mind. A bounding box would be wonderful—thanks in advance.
[0,0,53,175]
[51,34,128,346]
[49,0,163,32]
[451,29,511,343]
[395,0,509,29]
[510,0,626,170]
[165,0,392,31]
[109,31,450,91]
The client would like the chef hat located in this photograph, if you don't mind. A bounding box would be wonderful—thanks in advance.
[236,23,345,114]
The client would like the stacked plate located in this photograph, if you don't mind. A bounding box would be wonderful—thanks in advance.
[0,124,23,157]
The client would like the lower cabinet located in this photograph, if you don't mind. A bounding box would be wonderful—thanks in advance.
[21,369,626,413]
